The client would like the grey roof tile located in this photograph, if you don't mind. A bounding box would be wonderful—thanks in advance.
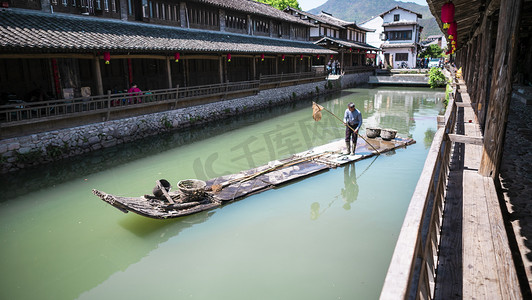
[0,9,335,55]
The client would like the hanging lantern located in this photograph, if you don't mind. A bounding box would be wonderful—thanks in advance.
[261,53,265,61]
[282,54,285,61]
[441,1,455,30]
[330,55,333,60]
[300,54,303,60]
[174,52,180,62]
[447,21,457,40]
[349,48,352,52]
[227,53,231,62]
[103,52,111,64]
[317,54,320,59]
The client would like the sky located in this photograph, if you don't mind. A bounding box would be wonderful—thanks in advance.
[298,0,428,11]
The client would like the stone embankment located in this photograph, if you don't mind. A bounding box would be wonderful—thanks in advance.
[0,72,372,173]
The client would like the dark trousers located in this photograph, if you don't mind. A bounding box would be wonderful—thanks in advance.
[345,123,358,146]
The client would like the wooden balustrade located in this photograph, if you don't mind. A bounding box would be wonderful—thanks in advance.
[258,71,324,88]
[0,80,259,125]
[380,85,457,299]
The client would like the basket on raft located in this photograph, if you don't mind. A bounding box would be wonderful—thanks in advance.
[366,128,381,138]
[381,129,397,140]
[177,179,207,202]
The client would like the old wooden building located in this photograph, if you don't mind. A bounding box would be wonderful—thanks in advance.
[0,0,335,103]
[283,7,379,69]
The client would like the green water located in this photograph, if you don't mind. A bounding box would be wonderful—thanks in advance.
[0,87,444,300]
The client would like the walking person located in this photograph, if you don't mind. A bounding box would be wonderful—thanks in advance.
[343,102,362,155]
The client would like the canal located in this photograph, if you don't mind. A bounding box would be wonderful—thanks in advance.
[0,87,445,300]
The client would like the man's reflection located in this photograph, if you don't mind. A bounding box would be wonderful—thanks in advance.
[341,163,359,210]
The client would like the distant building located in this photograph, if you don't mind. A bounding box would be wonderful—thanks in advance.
[378,6,423,69]
[359,15,385,66]
[422,35,448,50]
[284,7,379,68]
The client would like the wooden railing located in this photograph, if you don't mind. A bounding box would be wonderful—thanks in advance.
[380,85,457,299]
[259,71,325,88]
[0,80,259,124]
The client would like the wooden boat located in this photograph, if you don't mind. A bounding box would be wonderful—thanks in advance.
[93,135,415,219]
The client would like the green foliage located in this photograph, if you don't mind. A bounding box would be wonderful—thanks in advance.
[161,115,172,128]
[419,44,443,59]
[257,0,301,10]
[444,84,453,106]
[428,67,447,88]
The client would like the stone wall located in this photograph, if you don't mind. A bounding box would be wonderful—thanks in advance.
[0,72,372,173]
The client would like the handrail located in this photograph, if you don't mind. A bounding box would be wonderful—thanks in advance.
[380,84,457,299]
[259,71,324,85]
[0,80,259,124]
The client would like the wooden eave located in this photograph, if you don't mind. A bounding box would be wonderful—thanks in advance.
[426,0,499,49]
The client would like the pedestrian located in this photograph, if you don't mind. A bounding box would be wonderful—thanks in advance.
[332,60,337,75]
[343,102,362,155]
[128,83,142,104]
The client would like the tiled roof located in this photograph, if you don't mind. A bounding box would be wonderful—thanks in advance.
[314,36,380,51]
[380,42,417,49]
[192,0,311,26]
[383,21,419,27]
[0,9,335,55]
[379,6,422,18]
[284,7,373,32]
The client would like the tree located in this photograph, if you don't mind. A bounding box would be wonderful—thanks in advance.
[419,44,443,59]
[258,0,301,10]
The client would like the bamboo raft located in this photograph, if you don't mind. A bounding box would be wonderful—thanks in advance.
[93,135,415,219]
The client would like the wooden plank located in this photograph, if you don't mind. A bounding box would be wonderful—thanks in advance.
[455,102,471,108]
[462,170,502,299]
[483,176,522,298]
[447,134,483,145]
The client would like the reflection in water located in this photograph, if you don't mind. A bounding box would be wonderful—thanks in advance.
[341,163,359,210]
[424,128,436,149]
[310,155,378,218]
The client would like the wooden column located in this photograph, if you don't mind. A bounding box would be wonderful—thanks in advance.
[120,0,128,21]
[93,55,104,95]
[479,0,523,178]
[219,9,226,32]
[166,56,172,88]
[218,55,223,83]
[40,0,51,12]
[180,2,188,28]
[477,17,495,128]
[252,56,256,79]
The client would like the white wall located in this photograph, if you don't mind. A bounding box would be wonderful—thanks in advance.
[382,8,418,24]
[360,16,385,66]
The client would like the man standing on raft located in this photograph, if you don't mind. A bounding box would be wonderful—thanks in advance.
[343,102,362,155]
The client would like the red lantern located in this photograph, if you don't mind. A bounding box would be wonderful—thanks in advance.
[103,52,110,64]
[441,1,455,29]
[349,48,352,52]
[447,21,457,40]
[261,53,264,61]
[330,55,333,59]
[300,54,303,60]
[227,53,231,62]
[317,54,320,59]
[174,53,180,62]
[282,54,285,61]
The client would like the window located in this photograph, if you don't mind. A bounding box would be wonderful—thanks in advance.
[386,30,412,41]
[396,53,408,61]
[394,14,400,22]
